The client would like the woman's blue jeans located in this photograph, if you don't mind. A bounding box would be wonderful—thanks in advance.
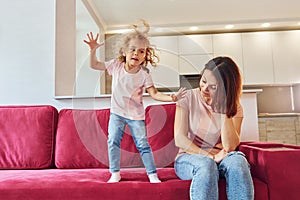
[108,113,157,175]
[175,151,254,200]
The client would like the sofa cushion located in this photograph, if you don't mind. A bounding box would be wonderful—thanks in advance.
[145,103,178,167]
[55,109,110,168]
[0,105,58,169]
[55,104,178,169]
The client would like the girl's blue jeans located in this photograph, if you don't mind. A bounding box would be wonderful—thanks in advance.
[175,151,254,200]
[108,113,157,175]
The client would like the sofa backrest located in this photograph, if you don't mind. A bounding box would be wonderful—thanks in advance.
[55,103,178,169]
[145,103,178,167]
[55,108,110,168]
[0,105,58,169]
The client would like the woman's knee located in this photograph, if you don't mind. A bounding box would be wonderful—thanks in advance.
[175,155,218,180]
[193,156,218,175]
[222,152,250,172]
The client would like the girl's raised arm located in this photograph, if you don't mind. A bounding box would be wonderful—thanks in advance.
[84,32,106,70]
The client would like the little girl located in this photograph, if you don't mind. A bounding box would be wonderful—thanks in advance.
[84,20,185,183]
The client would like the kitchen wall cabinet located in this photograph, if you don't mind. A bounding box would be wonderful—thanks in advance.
[149,36,178,54]
[242,32,274,85]
[178,34,213,74]
[271,30,300,84]
[178,34,213,54]
[149,50,180,89]
[149,36,180,88]
[213,33,244,79]
[178,54,212,74]
[149,30,300,85]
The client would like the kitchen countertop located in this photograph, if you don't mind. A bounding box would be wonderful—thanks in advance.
[258,113,300,117]
[55,89,263,99]
[242,89,263,93]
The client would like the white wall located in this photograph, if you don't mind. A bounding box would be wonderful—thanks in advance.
[0,1,55,105]
[0,0,113,110]
[75,0,105,97]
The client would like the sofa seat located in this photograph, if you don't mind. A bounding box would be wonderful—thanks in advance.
[0,167,267,200]
[0,168,187,200]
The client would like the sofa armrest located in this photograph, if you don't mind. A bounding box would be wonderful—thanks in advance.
[239,142,300,200]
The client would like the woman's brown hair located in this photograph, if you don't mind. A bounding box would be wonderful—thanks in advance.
[200,56,242,118]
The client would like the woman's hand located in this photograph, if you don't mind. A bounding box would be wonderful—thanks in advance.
[83,32,104,51]
[213,149,228,163]
[171,87,186,102]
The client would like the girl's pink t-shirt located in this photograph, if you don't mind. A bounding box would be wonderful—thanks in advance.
[105,59,153,120]
[176,87,243,152]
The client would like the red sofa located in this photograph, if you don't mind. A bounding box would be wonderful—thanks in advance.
[0,104,299,200]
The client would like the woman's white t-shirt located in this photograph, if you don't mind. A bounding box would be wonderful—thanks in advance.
[176,88,243,153]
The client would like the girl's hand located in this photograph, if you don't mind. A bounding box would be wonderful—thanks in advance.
[171,87,186,102]
[213,149,228,163]
[83,32,104,51]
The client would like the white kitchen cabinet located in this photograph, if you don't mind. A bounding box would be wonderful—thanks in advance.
[178,34,213,55]
[149,64,180,89]
[178,34,213,74]
[148,36,180,88]
[149,50,180,88]
[179,54,213,75]
[148,30,300,86]
[242,32,274,84]
[149,36,178,54]
[271,30,300,84]
[212,33,244,79]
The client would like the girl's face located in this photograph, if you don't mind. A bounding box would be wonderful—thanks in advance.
[124,38,147,68]
[199,69,218,104]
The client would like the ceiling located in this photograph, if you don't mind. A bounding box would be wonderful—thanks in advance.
[81,0,300,34]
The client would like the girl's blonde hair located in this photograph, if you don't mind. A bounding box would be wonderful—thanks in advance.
[117,20,159,70]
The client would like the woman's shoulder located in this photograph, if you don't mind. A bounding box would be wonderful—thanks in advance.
[177,88,200,108]
[187,88,201,98]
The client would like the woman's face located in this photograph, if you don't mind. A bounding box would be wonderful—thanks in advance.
[199,69,218,104]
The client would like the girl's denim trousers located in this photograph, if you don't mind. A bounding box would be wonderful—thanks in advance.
[108,113,157,175]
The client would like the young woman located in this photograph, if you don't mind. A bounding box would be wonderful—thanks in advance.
[174,56,254,199]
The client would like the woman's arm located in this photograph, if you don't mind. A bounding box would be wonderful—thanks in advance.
[174,105,213,158]
[221,116,243,152]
